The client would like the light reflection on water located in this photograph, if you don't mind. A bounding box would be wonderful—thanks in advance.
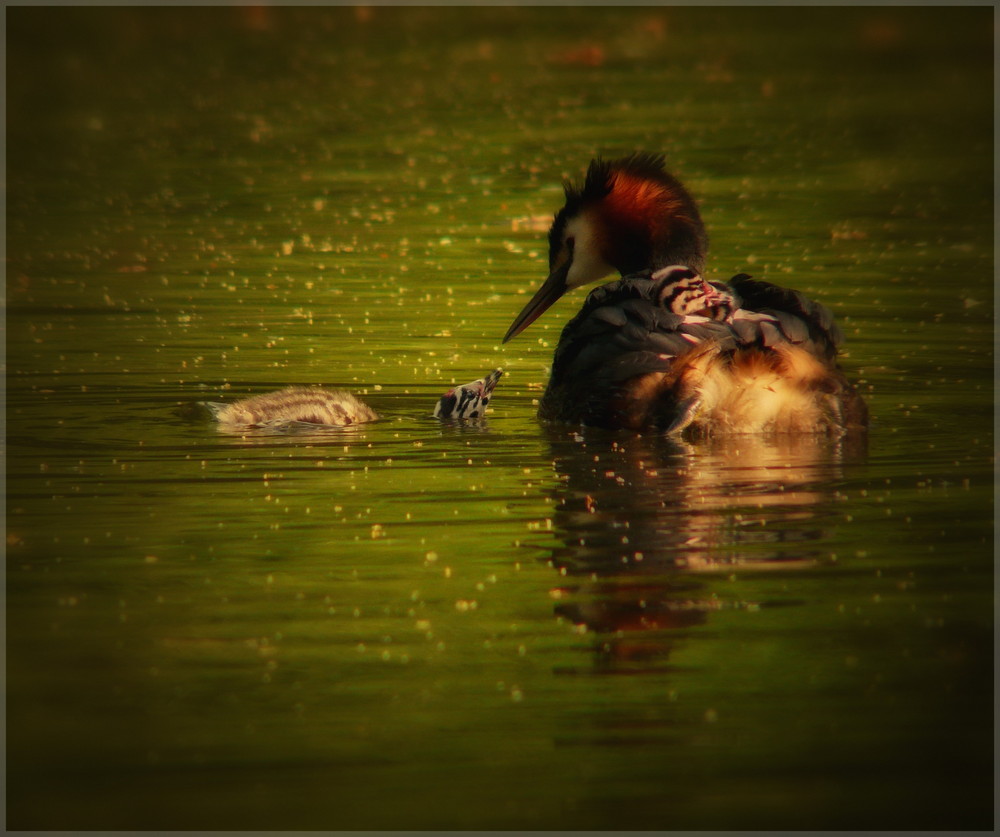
[6,368,993,831]
[530,428,866,673]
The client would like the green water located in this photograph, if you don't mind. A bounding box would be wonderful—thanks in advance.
[6,7,993,830]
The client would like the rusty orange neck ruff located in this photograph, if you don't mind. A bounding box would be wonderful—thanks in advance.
[594,169,703,276]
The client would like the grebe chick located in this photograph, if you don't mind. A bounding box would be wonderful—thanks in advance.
[199,368,504,428]
[206,387,379,428]
[504,153,867,435]
[434,368,504,419]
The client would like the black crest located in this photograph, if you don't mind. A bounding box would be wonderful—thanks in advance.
[547,152,705,272]
[561,152,669,217]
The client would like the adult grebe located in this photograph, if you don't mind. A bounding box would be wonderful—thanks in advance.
[503,153,867,435]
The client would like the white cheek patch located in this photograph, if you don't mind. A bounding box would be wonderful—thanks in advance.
[564,214,615,289]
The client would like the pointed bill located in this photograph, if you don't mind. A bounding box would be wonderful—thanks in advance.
[502,260,571,343]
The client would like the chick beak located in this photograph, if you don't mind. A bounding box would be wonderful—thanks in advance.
[701,281,724,303]
[503,259,571,343]
[699,281,732,319]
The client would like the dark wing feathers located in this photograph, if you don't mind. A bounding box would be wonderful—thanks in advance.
[544,272,846,424]
[537,270,861,430]
[727,273,843,358]
[771,309,810,344]
[590,305,628,328]
[759,320,784,348]
[599,351,675,383]
[730,315,762,344]
[550,276,679,378]
[644,330,695,356]
[679,320,737,347]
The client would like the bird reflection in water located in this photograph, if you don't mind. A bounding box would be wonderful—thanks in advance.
[540,427,866,673]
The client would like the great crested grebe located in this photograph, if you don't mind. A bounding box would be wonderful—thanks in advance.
[504,153,867,434]
[198,369,503,429]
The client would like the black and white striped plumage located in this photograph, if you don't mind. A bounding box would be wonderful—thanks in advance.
[434,368,503,419]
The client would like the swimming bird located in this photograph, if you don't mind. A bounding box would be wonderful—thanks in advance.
[197,369,503,429]
[503,153,867,435]
[433,368,504,419]
[201,386,380,428]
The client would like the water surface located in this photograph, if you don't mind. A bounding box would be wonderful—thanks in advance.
[6,7,993,830]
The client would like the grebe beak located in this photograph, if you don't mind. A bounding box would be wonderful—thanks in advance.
[503,259,571,343]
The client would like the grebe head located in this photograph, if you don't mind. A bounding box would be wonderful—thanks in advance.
[503,152,708,342]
